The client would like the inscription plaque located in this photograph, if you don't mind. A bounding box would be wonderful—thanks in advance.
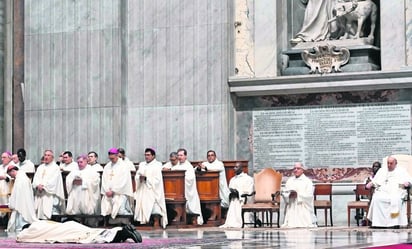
[253,104,411,170]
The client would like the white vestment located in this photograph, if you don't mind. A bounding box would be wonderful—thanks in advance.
[89,163,104,172]
[66,165,101,215]
[367,166,412,227]
[60,161,78,171]
[281,174,317,228]
[101,160,133,219]
[32,162,65,219]
[162,162,178,170]
[172,160,204,225]
[18,159,35,173]
[134,159,168,228]
[201,159,230,208]
[17,220,121,243]
[122,157,136,172]
[0,162,14,209]
[7,170,38,232]
[220,172,254,228]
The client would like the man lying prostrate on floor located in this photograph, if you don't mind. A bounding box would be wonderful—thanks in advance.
[17,220,142,244]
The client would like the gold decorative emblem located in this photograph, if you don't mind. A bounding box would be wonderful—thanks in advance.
[301,45,350,74]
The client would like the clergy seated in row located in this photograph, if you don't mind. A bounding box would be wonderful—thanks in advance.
[134,148,168,228]
[32,149,65,220]
[220,163,254,228]
[65,155,101,226]
[59,151,79,172]
[101,148,134,225]
[6,165,38,232]
[196,150,230,208]
[0,151,15,220]
[366,156,412,228]
[170,148,204,225]
[281,162,317,228]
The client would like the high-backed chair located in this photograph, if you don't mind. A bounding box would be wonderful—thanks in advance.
[241,168,282,227]
[382,154,412,225]
[347,183,372,226]
[314,183,333,226]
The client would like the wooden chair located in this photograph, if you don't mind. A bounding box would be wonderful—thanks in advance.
[314,183,333,226]
[241,168,282,228]
[347,183,372,226]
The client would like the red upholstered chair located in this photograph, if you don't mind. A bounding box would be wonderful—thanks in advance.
[241,168,282,228]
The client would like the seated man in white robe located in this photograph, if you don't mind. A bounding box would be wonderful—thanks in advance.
[366,156,412,228]
[16,148,35,173]
[171,148,203,225]
[162,152,179,170]
[281,162,317,228]
[32,150,65,219]
[6,165,38,232]
[196,150,230,208]
[220,163,254,228]
[17,220,142,243]
[101,148,133,224]
[66,155,101,225]
[134,148,168,228]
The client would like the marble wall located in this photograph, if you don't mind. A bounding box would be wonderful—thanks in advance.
[23,0,234,163]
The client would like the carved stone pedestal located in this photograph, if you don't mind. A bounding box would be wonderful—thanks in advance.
[282,45,380,76]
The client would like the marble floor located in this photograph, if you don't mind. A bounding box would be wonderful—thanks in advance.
[2,226,412,249]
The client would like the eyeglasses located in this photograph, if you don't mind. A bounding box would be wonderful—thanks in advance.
[207,154,215,157]
[293,167,303,170]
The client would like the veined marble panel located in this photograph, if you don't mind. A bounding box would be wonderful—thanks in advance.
[406,0,412,66]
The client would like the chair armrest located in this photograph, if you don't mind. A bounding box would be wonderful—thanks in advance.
[271,191,281,204]
[241,191,255,204]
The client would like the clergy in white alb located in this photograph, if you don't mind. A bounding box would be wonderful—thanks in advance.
[118,148,136,172]
[367,156,412,227]
[281,162,317,228]
[197,150,230,208]
[134,148,168,228]
[16,148,35,173]
[60,151,78,171]
[6,165,38,232]
[172,148,203,225]
[87,151,104,172]
[66,155,101,215]
[0,152,15,215]
[162,152,179,170]
[101,148,134,220]
[220,163,254,228]
[32,150,65,219]
[17,220,142,243]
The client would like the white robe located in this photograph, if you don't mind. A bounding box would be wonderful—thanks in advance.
[101,160,133,219]
[0,162,14,209]
[7,170,38,232]
[172,160,204,225]
[66,165,101,215]
[220,172,254,228]
[32,162,65,219]
[18,159,35,173]
[122,157,136,172]
[134,159,168,228]
[367,166,412,227]
[200,159,230,208]
[60,161,78,172]
[17,220,121,243]
[281,174,317,228]
[89,163,104,172]
[162,162,178,170]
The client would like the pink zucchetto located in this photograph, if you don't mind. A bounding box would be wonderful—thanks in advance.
[108,148,119,155]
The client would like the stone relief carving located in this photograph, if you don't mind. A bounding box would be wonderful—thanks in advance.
[301,45,350,74]
[290,0,378,47]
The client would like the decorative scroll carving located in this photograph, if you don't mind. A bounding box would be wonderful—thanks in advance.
[301,45,350,74]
